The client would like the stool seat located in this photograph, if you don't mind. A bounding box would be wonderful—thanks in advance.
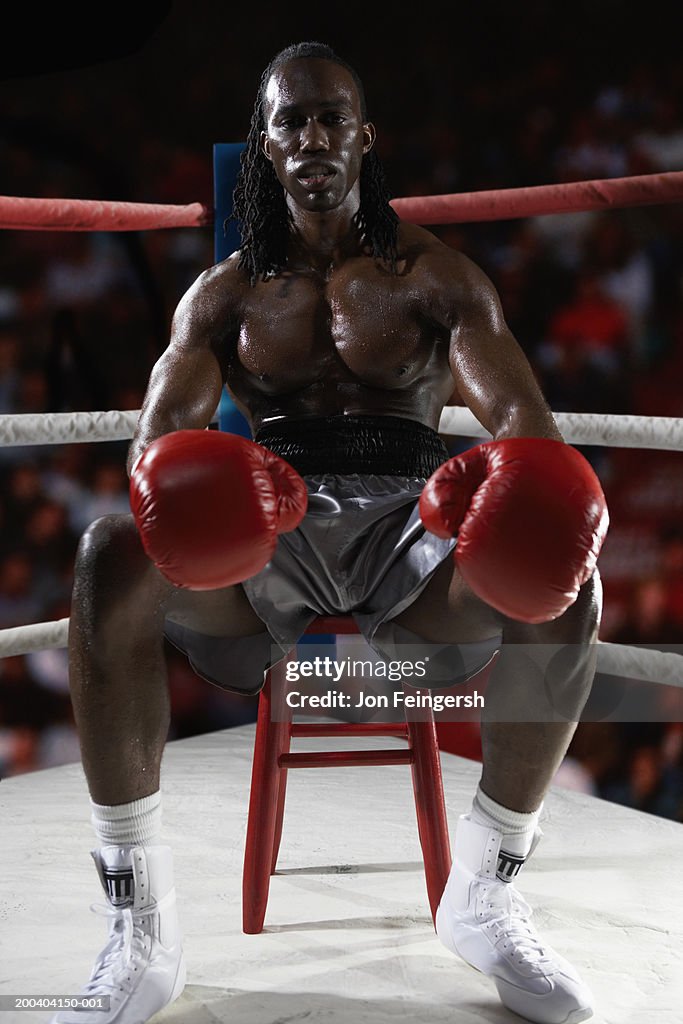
[242,616,453,933]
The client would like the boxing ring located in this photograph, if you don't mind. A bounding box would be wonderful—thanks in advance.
[1,169,682,1023]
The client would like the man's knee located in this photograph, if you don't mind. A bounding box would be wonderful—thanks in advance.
[493,572,602,720]
[553,569,602,644]
[70,515,173,675]
[73,513,163,603]
[503,570,602,646]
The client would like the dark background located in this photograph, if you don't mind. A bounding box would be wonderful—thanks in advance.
[1,1,682,819]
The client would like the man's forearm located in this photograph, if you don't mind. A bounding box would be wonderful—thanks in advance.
[126,412,184,478]
[492,405,564,444]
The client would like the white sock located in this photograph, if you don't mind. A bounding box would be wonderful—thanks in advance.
[90,791,163,848]
[471,784,542,859]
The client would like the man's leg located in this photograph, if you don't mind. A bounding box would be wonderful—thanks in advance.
[55,512,267,1024]
[390,562,601,1024]
[480,571,602,809]
[391,559,600,804]
[69,513,265,803]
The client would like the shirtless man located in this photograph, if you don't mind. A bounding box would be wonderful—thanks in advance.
[54,41,606,1024]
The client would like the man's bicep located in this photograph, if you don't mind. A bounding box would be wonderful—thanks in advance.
[145,339,224,429]
[128,343,225,475]
[447,263,559,440]
[128,274,231,473]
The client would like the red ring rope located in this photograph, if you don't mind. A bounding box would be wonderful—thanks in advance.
[0,170,682,232]
[390,170,683,224]
[0,196,210,231]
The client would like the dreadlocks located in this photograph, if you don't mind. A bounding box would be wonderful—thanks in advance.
[229,41,399,285]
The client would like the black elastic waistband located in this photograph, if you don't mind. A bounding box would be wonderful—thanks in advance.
[254,414,449,477]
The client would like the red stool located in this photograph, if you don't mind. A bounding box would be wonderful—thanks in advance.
[242,615,453,933]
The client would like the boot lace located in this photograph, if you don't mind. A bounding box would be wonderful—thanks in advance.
[478,881,555,970]
[80,902,156,997]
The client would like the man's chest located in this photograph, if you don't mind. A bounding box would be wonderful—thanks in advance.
[234,268,436,386]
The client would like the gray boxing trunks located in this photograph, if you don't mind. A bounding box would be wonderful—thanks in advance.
[163,415,502,695]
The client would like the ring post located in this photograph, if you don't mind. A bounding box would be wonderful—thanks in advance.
[212,143,333,655]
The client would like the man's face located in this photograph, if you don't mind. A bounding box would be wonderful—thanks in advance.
[261,57,375,214]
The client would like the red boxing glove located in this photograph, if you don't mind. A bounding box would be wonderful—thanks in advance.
[419,437,609,623]
[130,430,308,589]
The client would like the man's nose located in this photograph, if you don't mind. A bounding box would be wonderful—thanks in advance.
[300,119,329,151]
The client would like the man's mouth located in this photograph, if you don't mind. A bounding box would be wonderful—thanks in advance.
[297,167,336,191]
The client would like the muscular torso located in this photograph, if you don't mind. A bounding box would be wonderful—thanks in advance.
[220,224,460,434]
[134,220,558,483]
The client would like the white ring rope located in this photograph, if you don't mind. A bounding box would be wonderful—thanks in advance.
[595,643,683,688]
[0,409,142,446]
[1,406,681,450]
[2,404,681,686]
[440,407,683,451]
[1,618,69,655]
[0,618,680,687]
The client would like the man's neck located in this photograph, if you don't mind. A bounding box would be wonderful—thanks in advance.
[287,223,366,276]
[285,198,366,274]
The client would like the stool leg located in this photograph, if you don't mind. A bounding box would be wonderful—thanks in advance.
[242,662,292,933]
[406,704,452,927]
[271,757,290,873]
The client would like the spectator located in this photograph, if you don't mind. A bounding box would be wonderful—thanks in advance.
[69,459,131,534]
[600,743,682,820]
[23,499,78,608]
[582,213,655,354]
[0,326,21,413]
[554,108,631,183]
[0,552,43,628]
[632,95,683,172]
[536,269,633,414]
[41,445,91,519]
[610,574,683,647]
[0,726,38,776]
[2,463,44,544]
[657,527,683,631]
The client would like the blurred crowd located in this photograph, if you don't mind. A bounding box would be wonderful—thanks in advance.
[0,39,682,823]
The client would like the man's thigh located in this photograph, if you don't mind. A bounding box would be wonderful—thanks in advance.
[389,555,503,644]
[389,554,599,645]
[162,581,266,638]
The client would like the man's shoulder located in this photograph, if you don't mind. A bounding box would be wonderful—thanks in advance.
[171,253,249,335]
[397,223,484,281]
[179,253,248,312]
[397,221,444,254]
[194,252,248,295]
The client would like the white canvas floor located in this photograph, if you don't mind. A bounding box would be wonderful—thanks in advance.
[1,724,682,1024]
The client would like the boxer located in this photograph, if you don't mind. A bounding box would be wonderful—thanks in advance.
[53,42,607,1024]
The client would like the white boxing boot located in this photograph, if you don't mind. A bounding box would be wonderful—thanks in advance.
[436,815,594,1024]
[51,845,186,1024]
